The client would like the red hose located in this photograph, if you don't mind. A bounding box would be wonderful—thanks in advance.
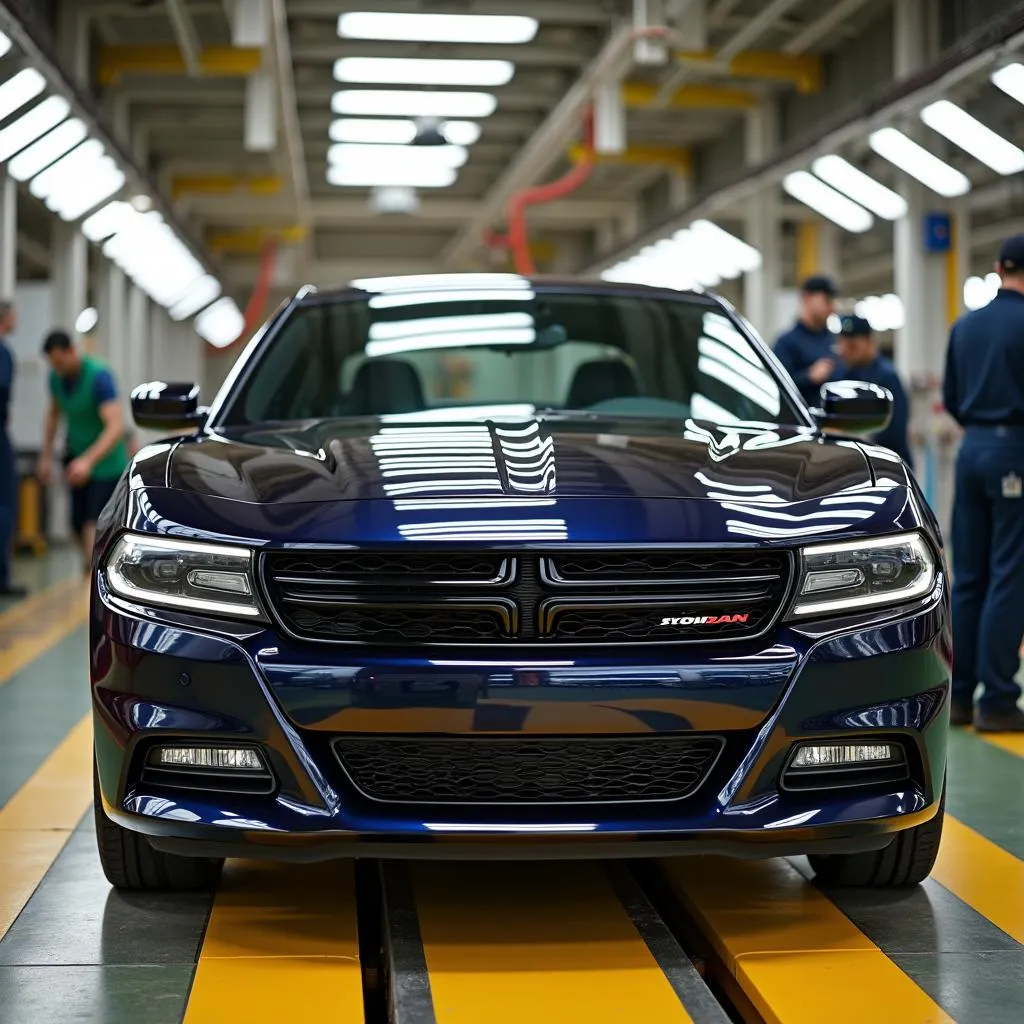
[205,237,278,354]
[505,109,596,275]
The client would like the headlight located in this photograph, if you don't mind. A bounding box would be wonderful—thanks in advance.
[105,534,264,619]
[789,532,936,618]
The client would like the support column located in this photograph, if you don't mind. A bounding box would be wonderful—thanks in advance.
[126,285,149,394]
[816,223,842,284]
[0,173,15,299]
[51,221,88,333]
[743,102,782,340]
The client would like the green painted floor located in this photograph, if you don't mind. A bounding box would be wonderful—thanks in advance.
[2,550,1024,1023]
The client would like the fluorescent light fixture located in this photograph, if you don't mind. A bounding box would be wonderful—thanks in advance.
[82,200,133,241]
[920,99,1024,176]
[991,62,1024,105]
[868,127,971,197]
[330,118,481,146]
[334,57,514,87]
[74,307,98,334]
[338,12,538,44]
[195,297,244,348]
[29,138,126,222]
[0,69,46,123]
[0,96,70,164]
[690,220,762,274]
[0,31,10,59]
[963,272,1001,311]
[8,117,86,181]
[783,170,874,232]
[855,293,905,332]
[811,155,908,220]
[169,274,222,321]
[332,89,497,118]
[328,141,467,171]
[327,163,457,188]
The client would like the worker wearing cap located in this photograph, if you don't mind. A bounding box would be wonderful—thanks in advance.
[773,275,840,408]
[836,314,913,468]
[942,234,1024,733]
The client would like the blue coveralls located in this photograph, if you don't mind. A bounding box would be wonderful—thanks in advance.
[0,336,14,588]
[943,288,1024,712]
[841,354,914,468]
[773,321,838,407]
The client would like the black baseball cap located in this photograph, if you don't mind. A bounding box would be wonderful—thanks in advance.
[801,274,839,297]
[998,234,1024,272]
[838,314,872,337]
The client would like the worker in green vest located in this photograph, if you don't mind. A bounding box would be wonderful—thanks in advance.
[37,331,129,572]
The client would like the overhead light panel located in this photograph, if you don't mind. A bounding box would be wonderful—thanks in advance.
[920,99,1024,175]
[0,96,70,164]
[326,164,457,189]
[332,90,497,119]
[868,127,971,197]
[811,155,908,220]
[30,140,125,222]
[169,275,222,321]
[195,298,244,348]
[0,31,11,59]
[9,117,86,181]
[0,68,46,123]
[338,12,538,44]
[690,220,762,275]
[991,62,1024,105]
[334,57,514,87]
[328,142,467,170]
[330,118,482,147]
[782,171,874,233]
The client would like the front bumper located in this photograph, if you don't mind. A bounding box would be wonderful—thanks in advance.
[91,581,951,860]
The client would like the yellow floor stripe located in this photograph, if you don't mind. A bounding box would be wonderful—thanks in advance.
[0,714,92,938]
[0,577,88,688]
[660,857,953,1024]
[183,860,363,1023]
[933,815,1024,945]
[414,861,695,1023]
[971,729,1024,760]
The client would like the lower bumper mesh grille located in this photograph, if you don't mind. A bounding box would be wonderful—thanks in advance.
[333,734,724,805]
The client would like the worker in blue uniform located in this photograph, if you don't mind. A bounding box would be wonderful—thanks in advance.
[0,299,25,597]
[944,234,1024,732]
[836,314,914,468]
[774,275,839,408]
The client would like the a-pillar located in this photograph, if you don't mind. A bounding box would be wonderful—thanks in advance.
[743,102,782,340]
[51,222,88,335]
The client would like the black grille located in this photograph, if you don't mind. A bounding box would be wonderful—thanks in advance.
[333,735,724,804]
[262,548,792,646]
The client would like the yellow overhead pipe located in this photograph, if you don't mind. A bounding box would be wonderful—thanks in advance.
[674,50,822,94]
[97,45,263,85]
[622,81,755,110]
[567,143,692,174]
[207,226,308,255]
[172,175,283,200]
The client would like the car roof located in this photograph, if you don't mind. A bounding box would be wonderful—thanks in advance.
[294,274,726,310]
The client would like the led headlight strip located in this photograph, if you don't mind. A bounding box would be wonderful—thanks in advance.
[105,534,264,619]
[790,532,937,618]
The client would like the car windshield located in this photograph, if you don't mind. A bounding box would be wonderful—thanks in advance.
[218,283,804,428]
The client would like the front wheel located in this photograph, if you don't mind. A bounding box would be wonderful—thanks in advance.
[808,793,944,888]
[94,765,223,892]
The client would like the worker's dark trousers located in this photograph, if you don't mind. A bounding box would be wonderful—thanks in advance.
[0,430,14,588]
[951,426,1024,711]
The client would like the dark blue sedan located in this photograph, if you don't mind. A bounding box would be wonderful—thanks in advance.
[90,275,949,891]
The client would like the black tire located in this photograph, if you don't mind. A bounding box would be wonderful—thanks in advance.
[809,792,944,888]
[94,765,223,892]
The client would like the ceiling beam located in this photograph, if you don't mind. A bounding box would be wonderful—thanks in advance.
[289,39,592,67]
[782,0,875,55]
[165,0,203,76]
[286,0,618,24]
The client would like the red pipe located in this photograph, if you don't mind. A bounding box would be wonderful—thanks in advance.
[505,109,596,275]
[205,237,278,354]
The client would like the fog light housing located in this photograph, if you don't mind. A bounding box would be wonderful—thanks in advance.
[155,746,265,770]
[791,743,896,768]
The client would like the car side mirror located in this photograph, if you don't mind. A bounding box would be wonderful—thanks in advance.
[812,380,893,436]
[131,381,207,431]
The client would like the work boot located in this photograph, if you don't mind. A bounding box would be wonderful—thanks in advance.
[949,698,974,727]
[0,583,27,598]
[974,706,1024,733]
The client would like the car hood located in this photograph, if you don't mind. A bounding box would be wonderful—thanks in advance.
[161,416,875,504]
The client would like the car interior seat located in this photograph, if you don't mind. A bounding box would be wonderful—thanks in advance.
[566,359,641,409]
[350,358,426,416]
